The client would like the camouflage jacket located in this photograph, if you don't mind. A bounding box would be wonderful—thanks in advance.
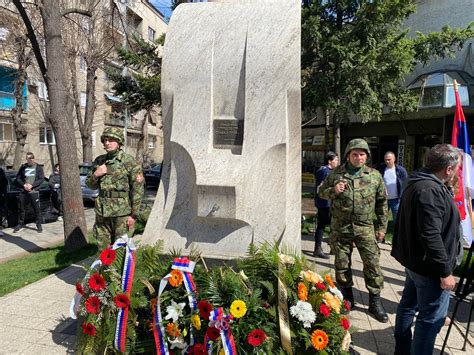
[86,149,144,218]
[318,163,388,234]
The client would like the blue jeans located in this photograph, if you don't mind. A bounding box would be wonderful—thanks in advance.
[394,269,450,355]
[388,198,400,221]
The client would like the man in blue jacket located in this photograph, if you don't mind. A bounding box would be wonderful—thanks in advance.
[392,144,461,355]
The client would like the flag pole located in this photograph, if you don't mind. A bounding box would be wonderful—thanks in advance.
[455,79,474,246]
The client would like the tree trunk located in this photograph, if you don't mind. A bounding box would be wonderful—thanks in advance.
[41,0,87,250]
[83,64,97,163]
[324,108,330,153]
[11,36,29,170]
[334,119,341,159]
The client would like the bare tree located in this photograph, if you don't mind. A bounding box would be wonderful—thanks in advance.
[13,0,88,250]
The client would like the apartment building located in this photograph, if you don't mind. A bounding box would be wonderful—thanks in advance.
[0,0,167,173]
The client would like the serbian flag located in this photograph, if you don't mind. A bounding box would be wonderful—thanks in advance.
[451,82,473,246]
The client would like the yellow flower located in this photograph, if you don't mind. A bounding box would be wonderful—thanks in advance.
[311,329,329,350]
[301,270,323,284]
[230,300,247,318]
[323,292,341,314]
[191,314,201,330]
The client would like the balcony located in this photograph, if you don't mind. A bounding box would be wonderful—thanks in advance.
[0,91,27,111]
[104,111,142,131]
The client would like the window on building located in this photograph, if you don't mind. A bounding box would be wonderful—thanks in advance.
[37,81,49,101]
[0,27,8,41]
[0,122,14,141]
[79,55,87,72]
[148,27,156,41]
[408,71,472,108]
[39,126,55,145]
[80,91,87,107]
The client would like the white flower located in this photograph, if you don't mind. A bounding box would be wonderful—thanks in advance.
[330,286,344,301]
[290,300,316,328]
[342,331,352,351]
[165,300,185,323]
[169,336,187,350]
[279,254,295,264]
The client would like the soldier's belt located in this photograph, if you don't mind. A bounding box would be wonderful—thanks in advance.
[352,213,371,222]
[100,191,129,198]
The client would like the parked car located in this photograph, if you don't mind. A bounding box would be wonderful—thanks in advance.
[143,163,162,189]
[79,163,99,201]
[4,170,57,227]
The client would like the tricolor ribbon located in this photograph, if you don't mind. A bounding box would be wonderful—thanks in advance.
[205,308,237,355]
[113,235,137,352]
[152,257,197,354]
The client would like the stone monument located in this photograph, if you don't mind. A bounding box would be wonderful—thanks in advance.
[141,0,301,258]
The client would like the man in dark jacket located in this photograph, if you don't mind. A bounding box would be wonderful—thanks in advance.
[49,163,62,220]
[392,144,461,355]
[314,151,339,258]
[14,152,45,233]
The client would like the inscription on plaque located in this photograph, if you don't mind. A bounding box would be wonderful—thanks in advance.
[213,119,244,148]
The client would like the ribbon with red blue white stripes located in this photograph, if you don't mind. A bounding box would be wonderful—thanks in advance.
[152,257,197,354]
[205,308,237,355]
[113,236,137,352]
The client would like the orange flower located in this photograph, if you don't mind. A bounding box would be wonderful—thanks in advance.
[166,322,181,337]
[169,270,183,287]
[150,298,157,311]
[324,274,336,288]
[311,329,329,350]
[297,282,308,301]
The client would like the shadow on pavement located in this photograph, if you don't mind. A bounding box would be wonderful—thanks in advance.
[0,230,45,254]
[52,316,77,353]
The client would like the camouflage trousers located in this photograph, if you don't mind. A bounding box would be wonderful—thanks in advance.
[332,232,384,295]
[93,214,131,250]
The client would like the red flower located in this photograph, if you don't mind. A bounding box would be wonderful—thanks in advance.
[205,326,220,341]
[100,248,116,266]
[198,300,213,320]
[76,282,85,296]
[319,303,331,318]
[114,293,130,308]
[316,282,327,291]
[85,296,101,314]
[189,343,206,355]
[247,329,267,347]
[341,317,350,330]
[89,273,105,292]
[81,322,97,336]
[344,299,351,311]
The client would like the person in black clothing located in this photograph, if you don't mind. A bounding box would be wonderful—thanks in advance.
[0,167,7,228]
[14,152,45,233]
[392,144,461,355]
[49,163,62,220]
[313,151,339,258]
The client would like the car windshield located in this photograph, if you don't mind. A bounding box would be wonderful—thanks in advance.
[152,165,161,172]
[79,165,93,176]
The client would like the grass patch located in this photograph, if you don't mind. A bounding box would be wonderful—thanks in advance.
[0,241,98,297]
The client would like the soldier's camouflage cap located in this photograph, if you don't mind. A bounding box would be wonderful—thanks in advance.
[344,138,371,158]
[101,127,124,145]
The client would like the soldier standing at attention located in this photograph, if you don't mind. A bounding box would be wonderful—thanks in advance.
[319,138,389,322]
[86,127,144,249]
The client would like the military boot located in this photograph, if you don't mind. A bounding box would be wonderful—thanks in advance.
[313,233,330,259]
[340,287,354,314]
[368,293,388,323]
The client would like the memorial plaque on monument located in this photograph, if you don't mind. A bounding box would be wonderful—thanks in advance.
[142,0,301,259]
[213,119,244,149]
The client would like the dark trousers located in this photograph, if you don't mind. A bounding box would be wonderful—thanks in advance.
[18,191,41,225]
[51,190,62,215]
[315,207,331,248]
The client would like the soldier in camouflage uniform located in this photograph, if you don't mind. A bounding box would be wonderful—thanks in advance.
[86,127,144,249]
[319,138,389,322]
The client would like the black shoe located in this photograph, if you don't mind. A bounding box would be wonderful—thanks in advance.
[313,248,330,259]
[36,224,43,233]
[13,224,23,233]
[368,293,389,323]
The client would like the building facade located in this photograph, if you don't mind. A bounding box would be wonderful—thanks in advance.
[0,0,167,173]
[302,0,474,172]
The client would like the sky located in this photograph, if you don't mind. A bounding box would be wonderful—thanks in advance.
[149,0,174,22]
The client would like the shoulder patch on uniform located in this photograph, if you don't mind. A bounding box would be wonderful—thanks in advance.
[136,174,144,183]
